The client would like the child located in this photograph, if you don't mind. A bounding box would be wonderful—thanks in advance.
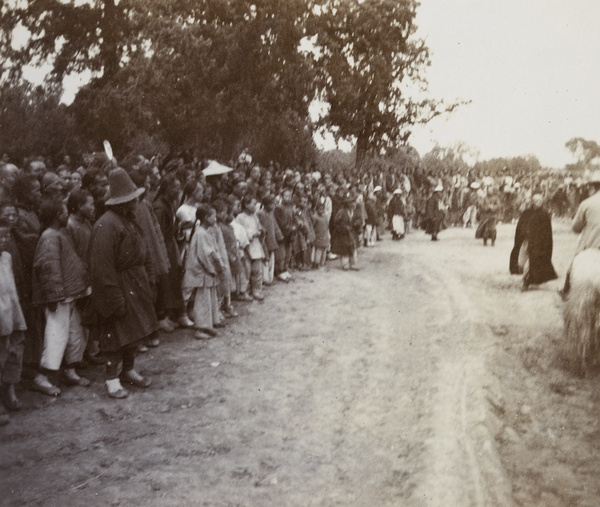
[235,196,266,301]
[297,195,315,270]
[182,204,225,340]
[209,207,231,325]
[312,202,330,268]
[229,198,252,301]
[213,200,239,318]
[257,195,283,284]
[31,200,91,396]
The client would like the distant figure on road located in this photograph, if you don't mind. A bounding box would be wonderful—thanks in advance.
[509,193,557,291]
[388,188,406,241]
[475,188,501,246]
[424,184,446,241]
[331,192,359,270]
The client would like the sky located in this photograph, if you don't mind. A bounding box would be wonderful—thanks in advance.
[407,0,600,168]
[16,1,599,168]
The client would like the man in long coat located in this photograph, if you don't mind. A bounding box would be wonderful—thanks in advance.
[424,184,445,241]
[89,168,157,399]
[510,193,557,291]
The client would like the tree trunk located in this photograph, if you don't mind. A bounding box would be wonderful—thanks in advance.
[100,0,120,82]
[355,132,369,173]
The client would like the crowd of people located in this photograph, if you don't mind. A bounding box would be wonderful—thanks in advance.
[0,151,591,424]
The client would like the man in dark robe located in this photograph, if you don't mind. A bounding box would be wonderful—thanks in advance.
[424,184,445,241]
[510,193,557,291]
[89,168,157,399]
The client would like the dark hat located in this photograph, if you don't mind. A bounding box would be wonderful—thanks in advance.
[262,194,276,207]
[105,167,144,205]
[342,192,355,205]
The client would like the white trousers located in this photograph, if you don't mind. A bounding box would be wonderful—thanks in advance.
[392,215,405,236]
[263,251,275,284]
[41,301,87,371]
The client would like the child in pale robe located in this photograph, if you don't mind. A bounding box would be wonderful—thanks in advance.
[182,205,225,339]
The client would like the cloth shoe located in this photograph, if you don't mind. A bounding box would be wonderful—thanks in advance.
[106,378,129,399]
[277,271,292,282]
[120,369,152,388]
[166,317,179,329]
[62,368,91,387]
[223,306,239,318]
[157,318,175,333]
[177,315,195,328]
[252,291,265,301]
[137,344,149,353]
[32,374,61,397]
[2,383,22,411]
[146,337,160,348]
[194,330,214,340]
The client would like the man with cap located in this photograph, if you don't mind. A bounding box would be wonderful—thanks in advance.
[388,188,406,240]
[89,168,157,399]
[560,170,600,298]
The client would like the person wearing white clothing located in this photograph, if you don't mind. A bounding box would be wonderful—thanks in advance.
[235,196,266,301]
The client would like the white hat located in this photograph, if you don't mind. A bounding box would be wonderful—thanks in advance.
[373,185,382,192]
[434,184,443,192]
[470,181,481,190]
[393,188,403,194]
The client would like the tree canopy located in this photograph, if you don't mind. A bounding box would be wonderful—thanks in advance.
[307,0,448,168]
[1,0,452,170]
[565,137,600,172]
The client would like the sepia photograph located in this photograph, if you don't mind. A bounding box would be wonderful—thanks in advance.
[1,0,599,505]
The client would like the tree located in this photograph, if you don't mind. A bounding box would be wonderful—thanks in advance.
[565,137,600,171]
[0,81,83,164]
[420,145,471,177]
[306,0,457,170]
[1,0,127,84]
[3,0,319,165]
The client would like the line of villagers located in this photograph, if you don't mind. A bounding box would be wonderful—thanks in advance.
[0,157,412,423]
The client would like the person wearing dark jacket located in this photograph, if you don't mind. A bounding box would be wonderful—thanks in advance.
[330,192,359,270]
[424,184,446,241]
[510,193,557,291]
[274,188,296,281]
[258,195,283,284]
[89,168,157,399]
[31,199,91,396]
[153,173,191,331]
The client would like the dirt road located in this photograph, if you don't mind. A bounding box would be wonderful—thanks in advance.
[2,221,600,506]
